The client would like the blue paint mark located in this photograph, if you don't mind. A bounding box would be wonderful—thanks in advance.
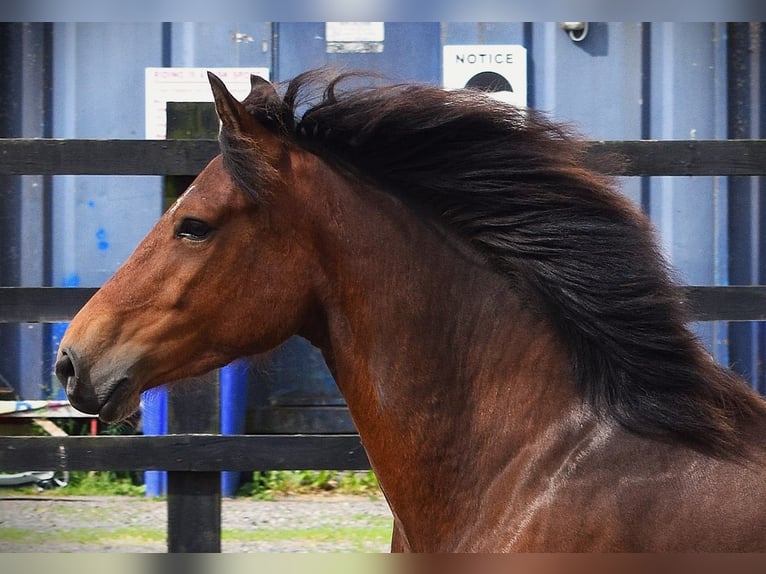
[87,200,95,208]
[50,322,68,347]
[62,273,80,287]
[96,228,110,251]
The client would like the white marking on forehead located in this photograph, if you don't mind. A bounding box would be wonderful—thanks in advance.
[168,184,196,215]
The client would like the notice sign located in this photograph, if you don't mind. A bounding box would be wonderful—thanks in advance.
[442,45,527,107]
[145,67,269,139]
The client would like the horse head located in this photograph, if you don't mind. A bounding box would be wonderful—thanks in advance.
[55,74,319,423]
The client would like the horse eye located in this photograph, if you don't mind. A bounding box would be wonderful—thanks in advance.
[176,218,213,241]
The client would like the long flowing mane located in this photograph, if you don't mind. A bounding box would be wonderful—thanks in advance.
[227,69,766,457]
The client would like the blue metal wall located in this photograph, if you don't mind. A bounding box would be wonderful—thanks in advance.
[0,23,53,400]
[274,22,441,82]
[3,22,764,401]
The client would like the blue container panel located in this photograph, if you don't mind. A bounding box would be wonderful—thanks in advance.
[166,22,272,69]
[275,22,441,84]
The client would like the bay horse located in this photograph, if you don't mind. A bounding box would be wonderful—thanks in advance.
[55,70,766,552]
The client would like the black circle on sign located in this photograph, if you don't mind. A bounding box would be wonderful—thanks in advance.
[465,71,512,93]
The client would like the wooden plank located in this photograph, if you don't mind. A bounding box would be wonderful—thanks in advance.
[167,371,220,435]
[2,286,766,323]
[2,138,766,177]
[0,139,219,175]
[32,418,68,437]
[163,108,224,555]
[684,286,766,322]
[589,140,766,176]
[0,287,97,322]
[0,434,370,472]
[166,372,222,553]
[167,471,221,553]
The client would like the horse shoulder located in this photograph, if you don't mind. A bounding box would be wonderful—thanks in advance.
[494,421,766,552]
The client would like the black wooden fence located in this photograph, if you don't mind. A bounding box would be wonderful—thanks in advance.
[1,138,765,552]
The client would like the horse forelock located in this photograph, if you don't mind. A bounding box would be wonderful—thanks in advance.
[236,69,766,457]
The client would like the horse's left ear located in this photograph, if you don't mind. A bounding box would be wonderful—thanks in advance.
[249,74,276,96]
[207,72,282,158]
[243,75,283,118]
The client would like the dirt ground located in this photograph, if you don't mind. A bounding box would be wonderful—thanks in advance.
[0,494,393,553]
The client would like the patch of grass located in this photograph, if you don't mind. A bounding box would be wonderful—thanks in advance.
[60,471,146,496]
[222,524,392,551]
[233,515,392,551]
[0,526,164,545]
[237,470,381,500]
[0,528,35,543]
[1,470,380,499]
[0,470,145,497]
[0,521,392,551]
[0,483,39,496]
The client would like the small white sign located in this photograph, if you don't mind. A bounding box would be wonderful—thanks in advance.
[325,22,384,53]
[442,45,527,107]
[145,67,270,140]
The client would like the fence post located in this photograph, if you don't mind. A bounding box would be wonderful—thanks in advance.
[167,470,221,553]
[164,101,223,553]
[166,370,222,552]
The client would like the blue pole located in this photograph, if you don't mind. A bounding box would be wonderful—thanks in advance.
[220,360,250,497]
[141,386,167,497]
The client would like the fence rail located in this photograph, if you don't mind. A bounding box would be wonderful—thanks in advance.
[2,138,766,176]
[0,434,369,471]
[1,138,765,552]
[3,286,766,324]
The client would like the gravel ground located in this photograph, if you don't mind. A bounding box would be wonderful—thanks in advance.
[0,495,393,553]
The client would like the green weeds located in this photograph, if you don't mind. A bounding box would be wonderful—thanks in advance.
[1,470,380,498]
[237,470,381,500]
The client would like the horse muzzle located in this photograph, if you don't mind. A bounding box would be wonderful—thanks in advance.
[55,347,138,423]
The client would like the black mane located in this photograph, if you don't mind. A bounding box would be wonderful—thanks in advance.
[236,69,766,457]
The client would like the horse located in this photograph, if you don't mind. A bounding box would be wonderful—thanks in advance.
[55,70,766,552]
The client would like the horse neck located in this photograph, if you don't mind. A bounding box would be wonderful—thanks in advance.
[298,158,584,547]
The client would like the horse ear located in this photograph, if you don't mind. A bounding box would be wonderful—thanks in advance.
[243,74,282,113]
[207,71,249,135]
[207,72,283,161]
[250,74,274,93]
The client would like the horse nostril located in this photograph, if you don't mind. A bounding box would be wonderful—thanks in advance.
[54,351,76,388]
[54,349,100,415]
